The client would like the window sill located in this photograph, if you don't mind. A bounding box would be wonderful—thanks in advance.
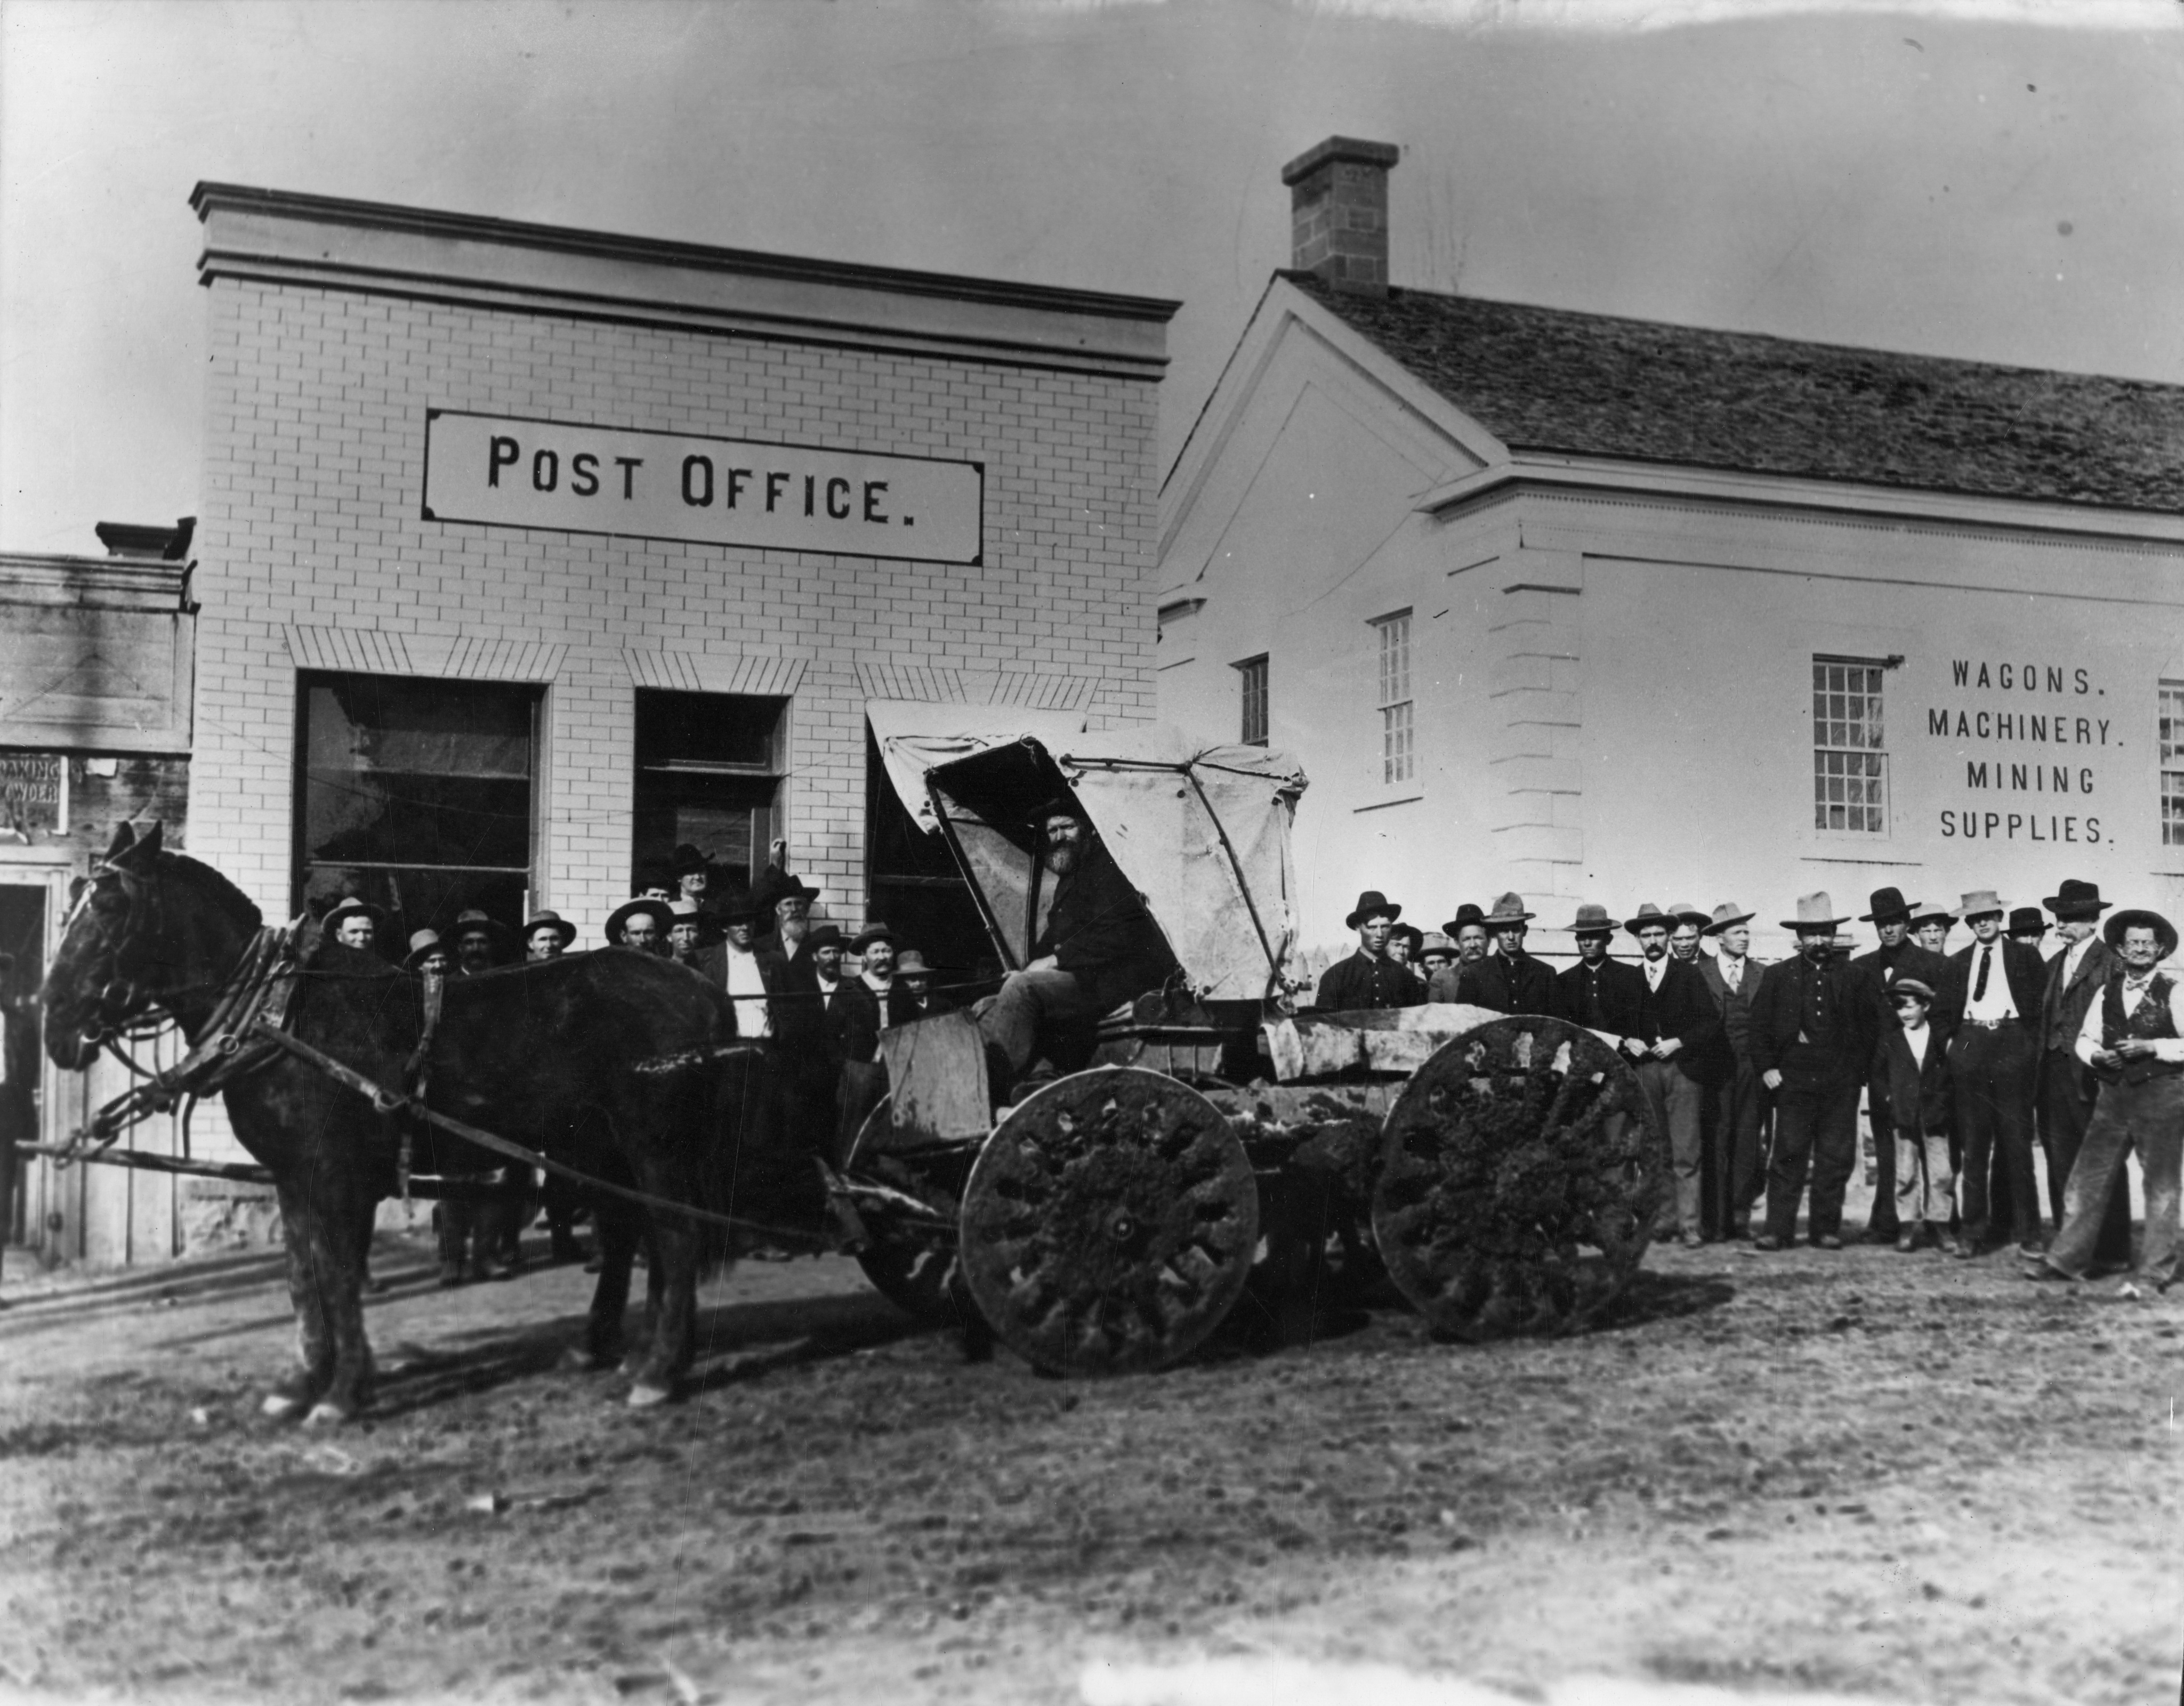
[1356,791,1423,814]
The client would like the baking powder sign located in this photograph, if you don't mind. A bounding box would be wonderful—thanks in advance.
[422,411,984,564]
[0,753,64,839]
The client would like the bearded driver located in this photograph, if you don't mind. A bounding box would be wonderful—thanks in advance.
[977,798,1179,1096]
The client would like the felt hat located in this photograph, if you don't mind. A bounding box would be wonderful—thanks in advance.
[804,924,845,953]
[849,924,898,956]
[1483,893,1535,927]
[1890,977,1938,1004]
[670,843,711,876]
[1955,890,2006,921]
[604,897,675,944]
[714,894,765,928]
[1702,903,1755,936]
[2042,879,2112,919]
[402,929,446,969]
[1391,922,1424,951]
[1623,902,1676,935]
[1664,901,1710,928]
[1859,886,1921,924]
[896,949,933,976]
[2104,909,2179,960]
[1346,891,1401,929]
[1568,902,1616,937]
[2008,907,2048,936]
[633,867,676,899]
[1780,892,1852,931]
[450,908,512,949]
[321,895,387,934]
[1033,791,1084,826]
[521,909,577,949]
[1419,931,1455,959]
[1441,903,1487,935]
[1909,906,1955,931]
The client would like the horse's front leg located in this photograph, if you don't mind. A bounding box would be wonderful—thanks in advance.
[626,1211,696,1409]
[304,1184,380,1426]
[262,1179,333,1419]
[561,1196,639,1373]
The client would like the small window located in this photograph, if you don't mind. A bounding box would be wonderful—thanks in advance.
[295,672,539,941]
[1236,655,1269,747]
[1813,656,1888,834]
[633,690,786,894]
[2161,682,2184,846]
[1374,612,1413,785]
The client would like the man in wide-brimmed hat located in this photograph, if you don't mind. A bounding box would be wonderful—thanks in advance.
[1555,903,1646,1044]
[1425,903,1490,1004]
[1317,891,1427,1013]
[603,896,674,955]
[1618,904,1721,1247]
[1909,905,1954,958]
[1939,889,2049,1258]
[403,929,450,976]
[2009,907,2051,952]
[1417,932,1456,986]
[322,896,386,955]
[1750,894,1888,1251]
[665,898,706,968]
[522,909,576,961]
[751,838,823,959]
[1466,893,1558,1018]
[2034,878,2131,1268]
[1696,903,1769,1239]
[450,909,512,976]
[1388,923,1427,990]
[2032,908,2184,1289]
[1849,886,1955,1244]
[694,895,783,1038]
[896,948,950,1017]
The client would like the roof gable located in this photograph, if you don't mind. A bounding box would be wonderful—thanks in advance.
[1288,273,2184,515]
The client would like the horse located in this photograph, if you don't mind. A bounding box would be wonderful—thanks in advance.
[41,823,807,1422]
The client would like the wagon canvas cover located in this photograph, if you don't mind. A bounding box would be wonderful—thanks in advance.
[866,705,1307,1001]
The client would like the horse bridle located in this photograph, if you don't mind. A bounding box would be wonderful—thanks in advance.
[64,859,177,1055]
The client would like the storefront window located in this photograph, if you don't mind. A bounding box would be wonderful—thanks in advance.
[2161,682,2184,847]
[1813,657,1888,834]
[632,691,784,894]
[296,673,538,947]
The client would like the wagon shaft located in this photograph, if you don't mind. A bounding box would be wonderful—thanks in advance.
[959,1066,1258,1377]
[1372,1016,1666,1341]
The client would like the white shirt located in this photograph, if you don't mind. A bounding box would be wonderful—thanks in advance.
[1963,939,2019,1023]
[1718,955,1744,993]
[2059,933,2097,989]
[816,971,840,1010]
[1903,1024,1930,1069]
[722,943,772,1039]
[2075,973,2184,1068]
[1644,957,1666,992]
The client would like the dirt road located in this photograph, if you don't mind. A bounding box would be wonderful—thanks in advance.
[0,1232,2175,1704]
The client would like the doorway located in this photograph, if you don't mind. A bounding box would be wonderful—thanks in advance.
[0,882,47,1247]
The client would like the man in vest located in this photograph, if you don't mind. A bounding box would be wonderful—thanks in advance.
[1849,887,1954,1245]
[1317,892,1427,1012]
[2035,879,2132,1270]
[1622,903,1721,1248]
[1751,893,1886,1251]
[1697,903,1768,1241]
[2029,909,2184,1289]
[1940,890,2048,1257]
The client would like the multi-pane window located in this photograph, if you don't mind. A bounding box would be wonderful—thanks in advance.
[296,672,539,944]
[1237,655,1269,747]
[1812,657,1887,833]
[633,691,786,893]
[2161,682,2184,846]
[1374,611,1413,786]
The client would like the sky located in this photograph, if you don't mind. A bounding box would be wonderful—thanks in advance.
[2,0,2180,555]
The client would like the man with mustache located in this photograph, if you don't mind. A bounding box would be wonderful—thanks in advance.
[1623,903,1721,1248]
[2035,879,2132,1270]
[1940,889,2048,1257]
[1696,903,1769,1241]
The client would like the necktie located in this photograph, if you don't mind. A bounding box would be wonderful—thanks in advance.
[1974,944,1992,1004]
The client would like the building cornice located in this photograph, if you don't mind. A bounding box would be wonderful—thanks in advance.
[191,182,1178,382]
[0,553,195,612]
[1415,455,2184,547]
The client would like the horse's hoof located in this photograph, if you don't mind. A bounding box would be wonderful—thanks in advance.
[625,1381,673,1409]
[302,1401,353,1428]
[556,1345,610,1374]
[617,1352,647,1379]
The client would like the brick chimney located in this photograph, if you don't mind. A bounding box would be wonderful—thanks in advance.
[1281,136,1399,295]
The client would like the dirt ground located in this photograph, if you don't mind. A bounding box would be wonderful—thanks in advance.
[1,1216,2178,1706]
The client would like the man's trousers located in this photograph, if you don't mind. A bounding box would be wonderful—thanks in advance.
[2044,1074,2182,1285]
[2037,1050,2133,1267]
[1763,1070,1862,1244]
[1948,1020,2042,1250]
[1636,1059,1705,1238]
[1706,1057,1769,1236]
[1864,1064,1900,1240]
[977,967,1096,1084]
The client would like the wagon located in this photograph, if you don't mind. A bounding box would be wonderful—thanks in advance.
[829,721,1670,1377]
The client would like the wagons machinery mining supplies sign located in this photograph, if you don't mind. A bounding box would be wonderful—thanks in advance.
[421,410,985,564]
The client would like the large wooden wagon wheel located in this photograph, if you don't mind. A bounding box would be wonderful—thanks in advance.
[848,1096,976,1328]
[1371,1015,1666,1341]
[959,1066,1259,1377]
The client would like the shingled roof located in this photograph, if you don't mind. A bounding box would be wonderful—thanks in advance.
[1287,272,2184,515]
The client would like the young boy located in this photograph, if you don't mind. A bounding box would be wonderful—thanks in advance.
[1882,978,1958,1254]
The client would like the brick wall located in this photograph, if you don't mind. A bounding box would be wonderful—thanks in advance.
[192,282,1162,949]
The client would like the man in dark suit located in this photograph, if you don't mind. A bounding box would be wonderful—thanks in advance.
[2035,878,2131,1268]
[1555,902,1647,1041]
[1751,893,1886,1251]
[1317,891,1428,1012]
[692,898,787,1040]
[1696,903,1769,1241]
[1849,886,1955,1244]
[1939,888,2049,1256]
[1451,893,1559,1016]
[828,925,916,1066]
[772,923,845,1152]
[1621,904,1721,1247]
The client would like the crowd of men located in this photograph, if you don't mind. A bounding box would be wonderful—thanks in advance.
[1315,882,2183,1291]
